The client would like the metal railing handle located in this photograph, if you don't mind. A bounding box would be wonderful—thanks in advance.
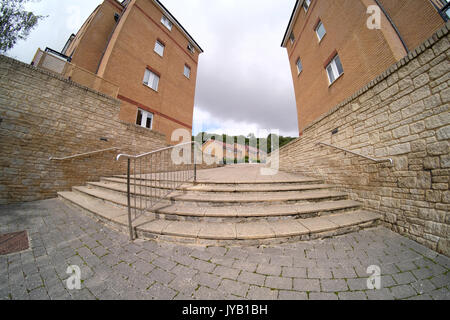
[49,147,119,161]
[317,142,393,165]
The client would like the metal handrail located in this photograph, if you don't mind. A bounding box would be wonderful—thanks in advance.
[116,141,201,241]
[116,141,199,161]
[317,142,393,165]
[49,147,119,161]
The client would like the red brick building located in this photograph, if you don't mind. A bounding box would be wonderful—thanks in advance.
[60,0,203,143]
[282,0,448,134]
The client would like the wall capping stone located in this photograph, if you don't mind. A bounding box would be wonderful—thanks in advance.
[0,54,119,103]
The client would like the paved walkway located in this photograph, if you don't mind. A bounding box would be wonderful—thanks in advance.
[0,199,449,300]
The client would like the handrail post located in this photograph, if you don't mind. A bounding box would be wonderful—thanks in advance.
[193,142,197,184]
[127,158,133,241]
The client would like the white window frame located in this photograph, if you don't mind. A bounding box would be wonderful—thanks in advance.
[184,64,191,79]
[143,68,160,92]
[296,58,303,75]
[187,44,195,54]
[315,21,326,42]
[289,32,295,44]
[161,15,172,31]
[136,108,154,130]
[303,0,311,12]
[154,40,165,57]
[326,54,344,85]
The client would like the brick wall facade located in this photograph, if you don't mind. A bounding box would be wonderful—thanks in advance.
[279,23,450,256]
[284,0,445,134]
[0,55,168,204]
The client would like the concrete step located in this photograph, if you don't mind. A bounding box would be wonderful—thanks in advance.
[81,182,348,207]
[72,185,359,221]
[100,177,333,193]
[58,191,381,245]
[111,175,324,186]
[151,200,362,222]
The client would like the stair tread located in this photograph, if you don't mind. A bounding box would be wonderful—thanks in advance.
[111,175,323,185]
[86,181,347,202]
[101,177,332,192]
[158,200,361,217]
[58,190,381,241]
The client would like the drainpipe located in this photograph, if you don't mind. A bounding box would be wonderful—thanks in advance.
[373,0,409,53]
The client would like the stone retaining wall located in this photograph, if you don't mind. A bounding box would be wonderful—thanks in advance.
[279,22,450,256]
[0,55,169,204]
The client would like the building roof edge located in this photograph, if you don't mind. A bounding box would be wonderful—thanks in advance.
[281,0,302,47]
[152,0,204,53]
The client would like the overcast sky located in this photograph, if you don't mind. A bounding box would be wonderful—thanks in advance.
[7,0,299,137]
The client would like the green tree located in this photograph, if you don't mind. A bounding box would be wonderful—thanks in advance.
[0,0,45,53]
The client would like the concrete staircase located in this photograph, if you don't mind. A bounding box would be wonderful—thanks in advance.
[58,167,381,245]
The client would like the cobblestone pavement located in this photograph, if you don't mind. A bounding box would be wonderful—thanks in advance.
[0,199,449,300]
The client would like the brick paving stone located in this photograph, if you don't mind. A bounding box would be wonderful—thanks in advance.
[256,264,282,276]
[429,288,450,300]
[390,285,418,300]
[278,290,308,300]
[193,272,222,290]
[309,292,338,300]
[190,249,213,261]
[233,260,257,273]
[338,291,368,300]
[194,286,227,300]
[346,278,370,291]
[380,275,396,288]
[1,199,449,301]
[269,255,293,267]
[247,285,278,300]
[392,271,417,285]
[293,279,320,292]
[429,274,450,288]
[218,279,249,298]
[237,271,266,286]
[148,268,176,285]
[410,279,437,294]
[265,276,292,290]
[191,259,216,273]
[147,282,177,300]
[213,265,240,280]
[282,266,307,278]
[307,267,332,279]
[332,266,357,279]
[320,279,348,292]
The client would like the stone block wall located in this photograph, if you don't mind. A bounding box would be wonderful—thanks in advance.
[0,55,170,204]
[279,22,450,256]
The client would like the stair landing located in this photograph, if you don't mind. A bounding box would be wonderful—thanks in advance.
[58,164,381,245]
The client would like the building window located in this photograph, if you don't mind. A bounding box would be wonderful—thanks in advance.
[296,58,303,75]
[143,68,160,91]
[289,32,295,44]
[154,40,165,57]
[187,43,195,54]
[184,64,191,79]
[315,21,326,42]
[326,54,344,84]
[161,15,172,31]
[303,0,311,12]
[136,109,153,130]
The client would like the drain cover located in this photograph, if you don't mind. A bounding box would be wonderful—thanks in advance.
[0,231,29,255]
